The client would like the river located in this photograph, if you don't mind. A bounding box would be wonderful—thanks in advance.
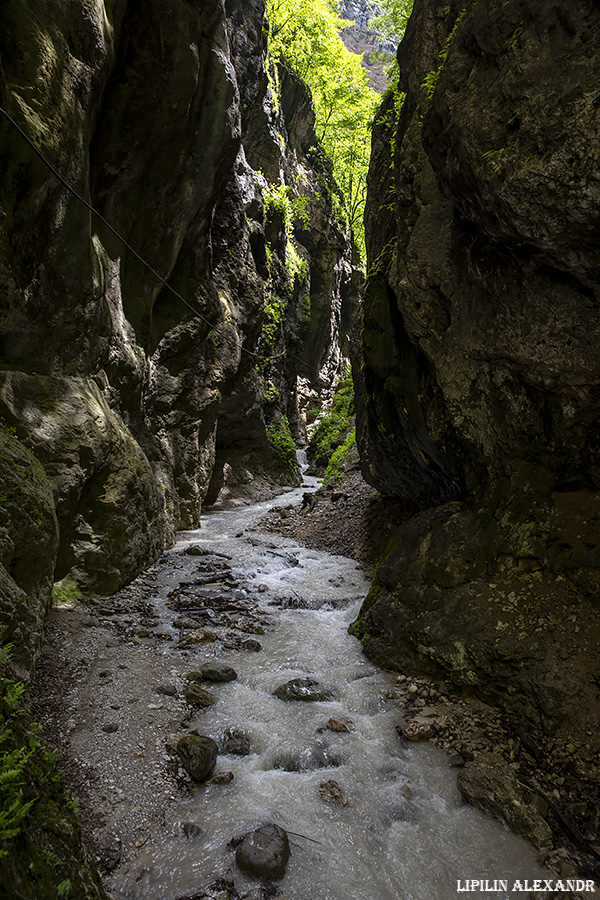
[64,456,547,900]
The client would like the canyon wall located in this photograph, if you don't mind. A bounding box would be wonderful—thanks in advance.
[352,0,600,777]
[0,0,356,678]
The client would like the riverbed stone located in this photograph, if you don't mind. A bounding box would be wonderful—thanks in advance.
[400,721,434,742]
[198,662,238,683]
[318,779,348,806]
[235,824,290,881]
[457,752,553,850]
[274,677,336,702]
[326,716,353,733]
[242,639,262,652]
[173,617,203,630]
[176,734,218,782]
[205,771,234,786]
[221,727,252,756]
[184,684,217,709]
[186,629,218,644]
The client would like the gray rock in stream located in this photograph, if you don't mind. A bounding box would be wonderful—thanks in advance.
[274,677,337,702]
[176,734,218,781]
[235,823,290,881]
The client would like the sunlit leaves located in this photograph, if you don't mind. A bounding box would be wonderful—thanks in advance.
[266,0,378,260]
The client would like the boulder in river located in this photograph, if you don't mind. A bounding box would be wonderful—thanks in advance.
[242,639,262,652]
[235,823,290,881]
[326,716,353,733]
[176,734,218,782]
[457,752,553,850]
[274,677,337,702]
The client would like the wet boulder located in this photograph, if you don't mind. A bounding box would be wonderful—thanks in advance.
[235,824,290,881]
[274,677,336,702]
[326,716,353,733]
[198,662,238,682]
[176,734,218,782]
[242,639,262,652]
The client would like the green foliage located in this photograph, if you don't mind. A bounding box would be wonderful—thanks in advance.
[263,182,292,231]
[324,428,357,482]
[266,415,298,477]
[482,147,506,171]
[367,0,413,42]
[420,8,467,101]
[309,371,355,469]
[377,82,406,163]
[0,646,35,860]
[0,648,105,898]
[263,380,280,404]
[266,0,378,260]
[365,0,413,87]
[259,180,309,371]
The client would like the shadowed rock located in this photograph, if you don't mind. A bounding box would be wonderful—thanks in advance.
[457,752,553,851]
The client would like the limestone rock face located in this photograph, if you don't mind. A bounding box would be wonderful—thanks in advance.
[352,0,600,758]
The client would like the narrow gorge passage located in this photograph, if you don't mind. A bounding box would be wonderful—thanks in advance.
[34,458,547,900]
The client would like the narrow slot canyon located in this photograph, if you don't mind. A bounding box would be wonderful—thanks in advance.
[1,2,600,899]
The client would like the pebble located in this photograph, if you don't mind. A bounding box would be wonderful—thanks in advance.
[399,721,434,741]
[102,722,119,734]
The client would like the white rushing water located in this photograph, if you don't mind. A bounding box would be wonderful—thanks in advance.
[111,454,548,900]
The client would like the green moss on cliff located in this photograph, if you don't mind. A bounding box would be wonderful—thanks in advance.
[309,372,355,470]
[266,414,298,480]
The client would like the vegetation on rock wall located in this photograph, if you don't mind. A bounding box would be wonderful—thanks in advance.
[308,371,355,470]
[0,648,107,900]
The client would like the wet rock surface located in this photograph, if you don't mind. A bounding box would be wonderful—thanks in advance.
[177,735,219,783]
[235,824,291,881]
[273,677,337,703]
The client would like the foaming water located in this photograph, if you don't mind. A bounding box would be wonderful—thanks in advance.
[109,466,548,900]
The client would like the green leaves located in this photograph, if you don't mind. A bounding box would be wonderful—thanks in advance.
[266,0,378,259]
